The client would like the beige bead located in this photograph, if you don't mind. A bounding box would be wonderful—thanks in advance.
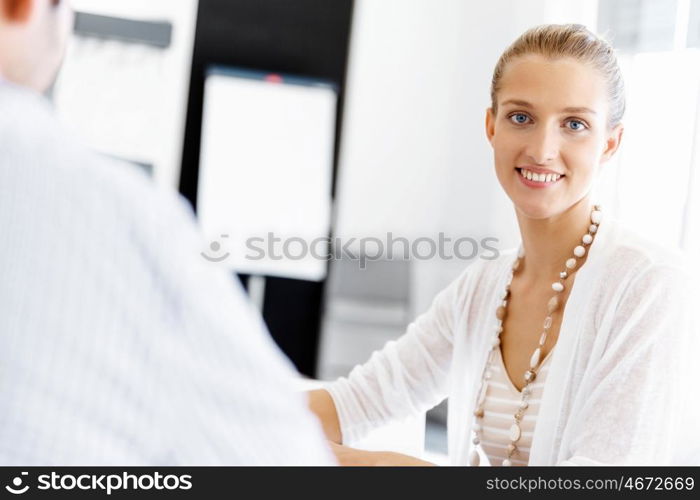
[524,370,536,383]
[512,259,521,271]
[566,258,577,269]
[507,443,517,454]
[509,424,521,442]
[474,408,484,418]
[496,306,506,320]
[589,224,598,233]
[574,245,586,257]
[530,348,541,369]
[539,332,547,346]
[543,316,552,329]
[502,458,513,466]
[547,296,559,313]
[469,449,480,466]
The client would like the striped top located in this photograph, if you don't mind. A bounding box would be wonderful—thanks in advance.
[479,345,555,466]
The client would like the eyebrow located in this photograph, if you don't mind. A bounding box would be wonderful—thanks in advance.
[500,99,597,115]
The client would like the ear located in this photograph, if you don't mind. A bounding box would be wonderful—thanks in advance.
[600,123,624,164]
[2,0,33,22]
[485,107,496,146]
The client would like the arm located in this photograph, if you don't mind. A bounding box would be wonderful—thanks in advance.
[307,390,439,464]
[327,442,436,466]
[322,264,478,445]
[308,388,341,443]
[139,188,336,465]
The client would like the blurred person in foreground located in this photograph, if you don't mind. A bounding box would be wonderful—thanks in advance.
[0,0,335,465]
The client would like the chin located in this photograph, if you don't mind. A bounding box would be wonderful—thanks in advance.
[512,198,562,220]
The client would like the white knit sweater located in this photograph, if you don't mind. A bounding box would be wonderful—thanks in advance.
[0,82,334,465]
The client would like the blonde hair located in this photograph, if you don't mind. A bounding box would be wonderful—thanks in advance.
[490,23,625,129]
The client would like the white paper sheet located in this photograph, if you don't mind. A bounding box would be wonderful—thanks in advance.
[197,68,336,281]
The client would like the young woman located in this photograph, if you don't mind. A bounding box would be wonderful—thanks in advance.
[309,24,698,466]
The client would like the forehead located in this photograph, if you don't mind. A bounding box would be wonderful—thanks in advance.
[498,54,607,114]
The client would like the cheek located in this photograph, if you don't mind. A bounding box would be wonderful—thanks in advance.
[492,134,519,165]
[563,139,603,173]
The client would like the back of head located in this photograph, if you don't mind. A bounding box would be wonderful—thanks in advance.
[0,0,73,92]
[490,23,625,129]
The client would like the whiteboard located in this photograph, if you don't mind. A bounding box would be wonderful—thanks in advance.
[197,68,337,281]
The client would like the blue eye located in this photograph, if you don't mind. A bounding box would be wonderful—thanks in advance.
[509,113,530,125]
[567,119,587,131]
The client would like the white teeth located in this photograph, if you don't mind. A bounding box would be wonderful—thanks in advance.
[519,168,561,183]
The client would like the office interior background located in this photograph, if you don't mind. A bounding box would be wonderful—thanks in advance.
[52,0,700,462]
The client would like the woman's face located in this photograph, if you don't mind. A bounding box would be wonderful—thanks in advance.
[485,54,623,219]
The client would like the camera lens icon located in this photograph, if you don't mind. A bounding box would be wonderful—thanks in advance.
[5,472,29,495]
[201,234,231,262]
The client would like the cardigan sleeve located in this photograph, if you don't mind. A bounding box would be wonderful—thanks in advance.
[323,262,480,445]
[557,262,700,465]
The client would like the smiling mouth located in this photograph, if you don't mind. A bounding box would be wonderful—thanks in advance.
[515,167,565,183]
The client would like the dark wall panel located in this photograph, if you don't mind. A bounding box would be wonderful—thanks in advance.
[180,0,354,376]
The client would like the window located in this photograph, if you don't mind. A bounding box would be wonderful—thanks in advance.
[596,0,700,256]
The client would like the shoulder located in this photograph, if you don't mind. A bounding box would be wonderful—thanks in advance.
[0,83,196,241]
[597,218,693,297]
[606,219,692,274]
[595,219,696,333]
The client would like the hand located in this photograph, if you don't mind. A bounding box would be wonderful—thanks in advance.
[328,441,436,466]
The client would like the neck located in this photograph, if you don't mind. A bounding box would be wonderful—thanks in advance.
[516,197,595,283]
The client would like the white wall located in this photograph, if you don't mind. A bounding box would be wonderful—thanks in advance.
[334,0,599,313]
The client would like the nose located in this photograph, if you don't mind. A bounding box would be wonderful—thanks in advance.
[525,124,558,165]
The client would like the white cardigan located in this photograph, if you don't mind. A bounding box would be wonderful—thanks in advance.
[326,214,700,465]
